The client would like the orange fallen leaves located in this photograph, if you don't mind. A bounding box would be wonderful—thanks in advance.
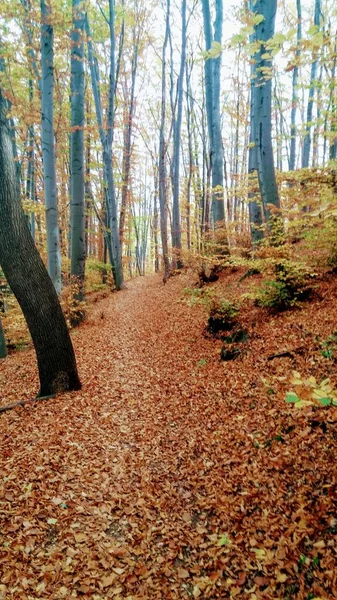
[0,272,336,599]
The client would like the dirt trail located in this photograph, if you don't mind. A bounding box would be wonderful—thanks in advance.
[0,273,336,599]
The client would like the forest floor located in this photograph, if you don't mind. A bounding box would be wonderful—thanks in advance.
[0,269,336,600]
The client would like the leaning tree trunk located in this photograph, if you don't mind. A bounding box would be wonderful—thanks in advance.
[0,87,81,397]
[41,0,62,294]
[70,0,86,301]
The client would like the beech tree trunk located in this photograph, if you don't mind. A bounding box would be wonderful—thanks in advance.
[0,86,81,396]
[171,0,187,267]
[158,0,171,280]
[252,0,280,226]
[202,0,225,227]
[289,0,302,171]
[86,7,124,290]
[70,0,86,300]
[302,0,321,168]
[41,0,62,294]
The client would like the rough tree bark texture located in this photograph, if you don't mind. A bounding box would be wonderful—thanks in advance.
[0,87,81,396]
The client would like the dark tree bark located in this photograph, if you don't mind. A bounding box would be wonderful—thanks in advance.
[0,87,81,397]
[0,317,7,358]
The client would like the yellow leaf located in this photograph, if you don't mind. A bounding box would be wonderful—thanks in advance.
[178,568,190,579]
[101,574,117,588]
[276,571,288,583]
[73,532,86,543]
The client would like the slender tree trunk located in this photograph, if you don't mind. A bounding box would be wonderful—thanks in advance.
[289,0,302,170]
[302,0,321,168]
[86,10,124,289]
[158,0,170,280]
[119,28,139,251]
[70,0,86,302]
[329,37,337,160]
[171,0,186,267]
[0,86,81,396]
[41,0,62,294]
[248,0,264,244]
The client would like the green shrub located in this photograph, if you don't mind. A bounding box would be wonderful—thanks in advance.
[181,286,215,309]
[256,260,315,311]
[207,299,239,334]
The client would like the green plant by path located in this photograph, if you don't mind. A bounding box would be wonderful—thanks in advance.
[285,371,337,408]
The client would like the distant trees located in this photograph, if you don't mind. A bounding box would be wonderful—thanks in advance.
[0,85,81,396]
[0,0,336,283]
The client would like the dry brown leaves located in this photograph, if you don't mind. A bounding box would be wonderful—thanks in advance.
[0,272,336,599]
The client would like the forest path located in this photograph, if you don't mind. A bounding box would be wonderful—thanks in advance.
[0,273,336,599]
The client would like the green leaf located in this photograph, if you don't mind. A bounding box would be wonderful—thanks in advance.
[317,397,331,407]
[217,534,231,547]
[47,518,58,525]
[286,392,299,403]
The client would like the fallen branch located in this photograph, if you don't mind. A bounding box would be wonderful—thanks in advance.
[0,394,56,414]
[267,347,305,360]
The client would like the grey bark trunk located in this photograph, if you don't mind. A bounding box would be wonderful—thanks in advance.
[248,0,264,244]
[171,0,187,266]
[289,0,302,171]
[302,0,321,168]
[158,0,171,280]
[70,0,86,301]
[86,9,124,290]
[41,0,62,294]
[253,0,280,229]
[201,0,225,227]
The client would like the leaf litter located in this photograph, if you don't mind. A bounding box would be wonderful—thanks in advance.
[0,271,336,599]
